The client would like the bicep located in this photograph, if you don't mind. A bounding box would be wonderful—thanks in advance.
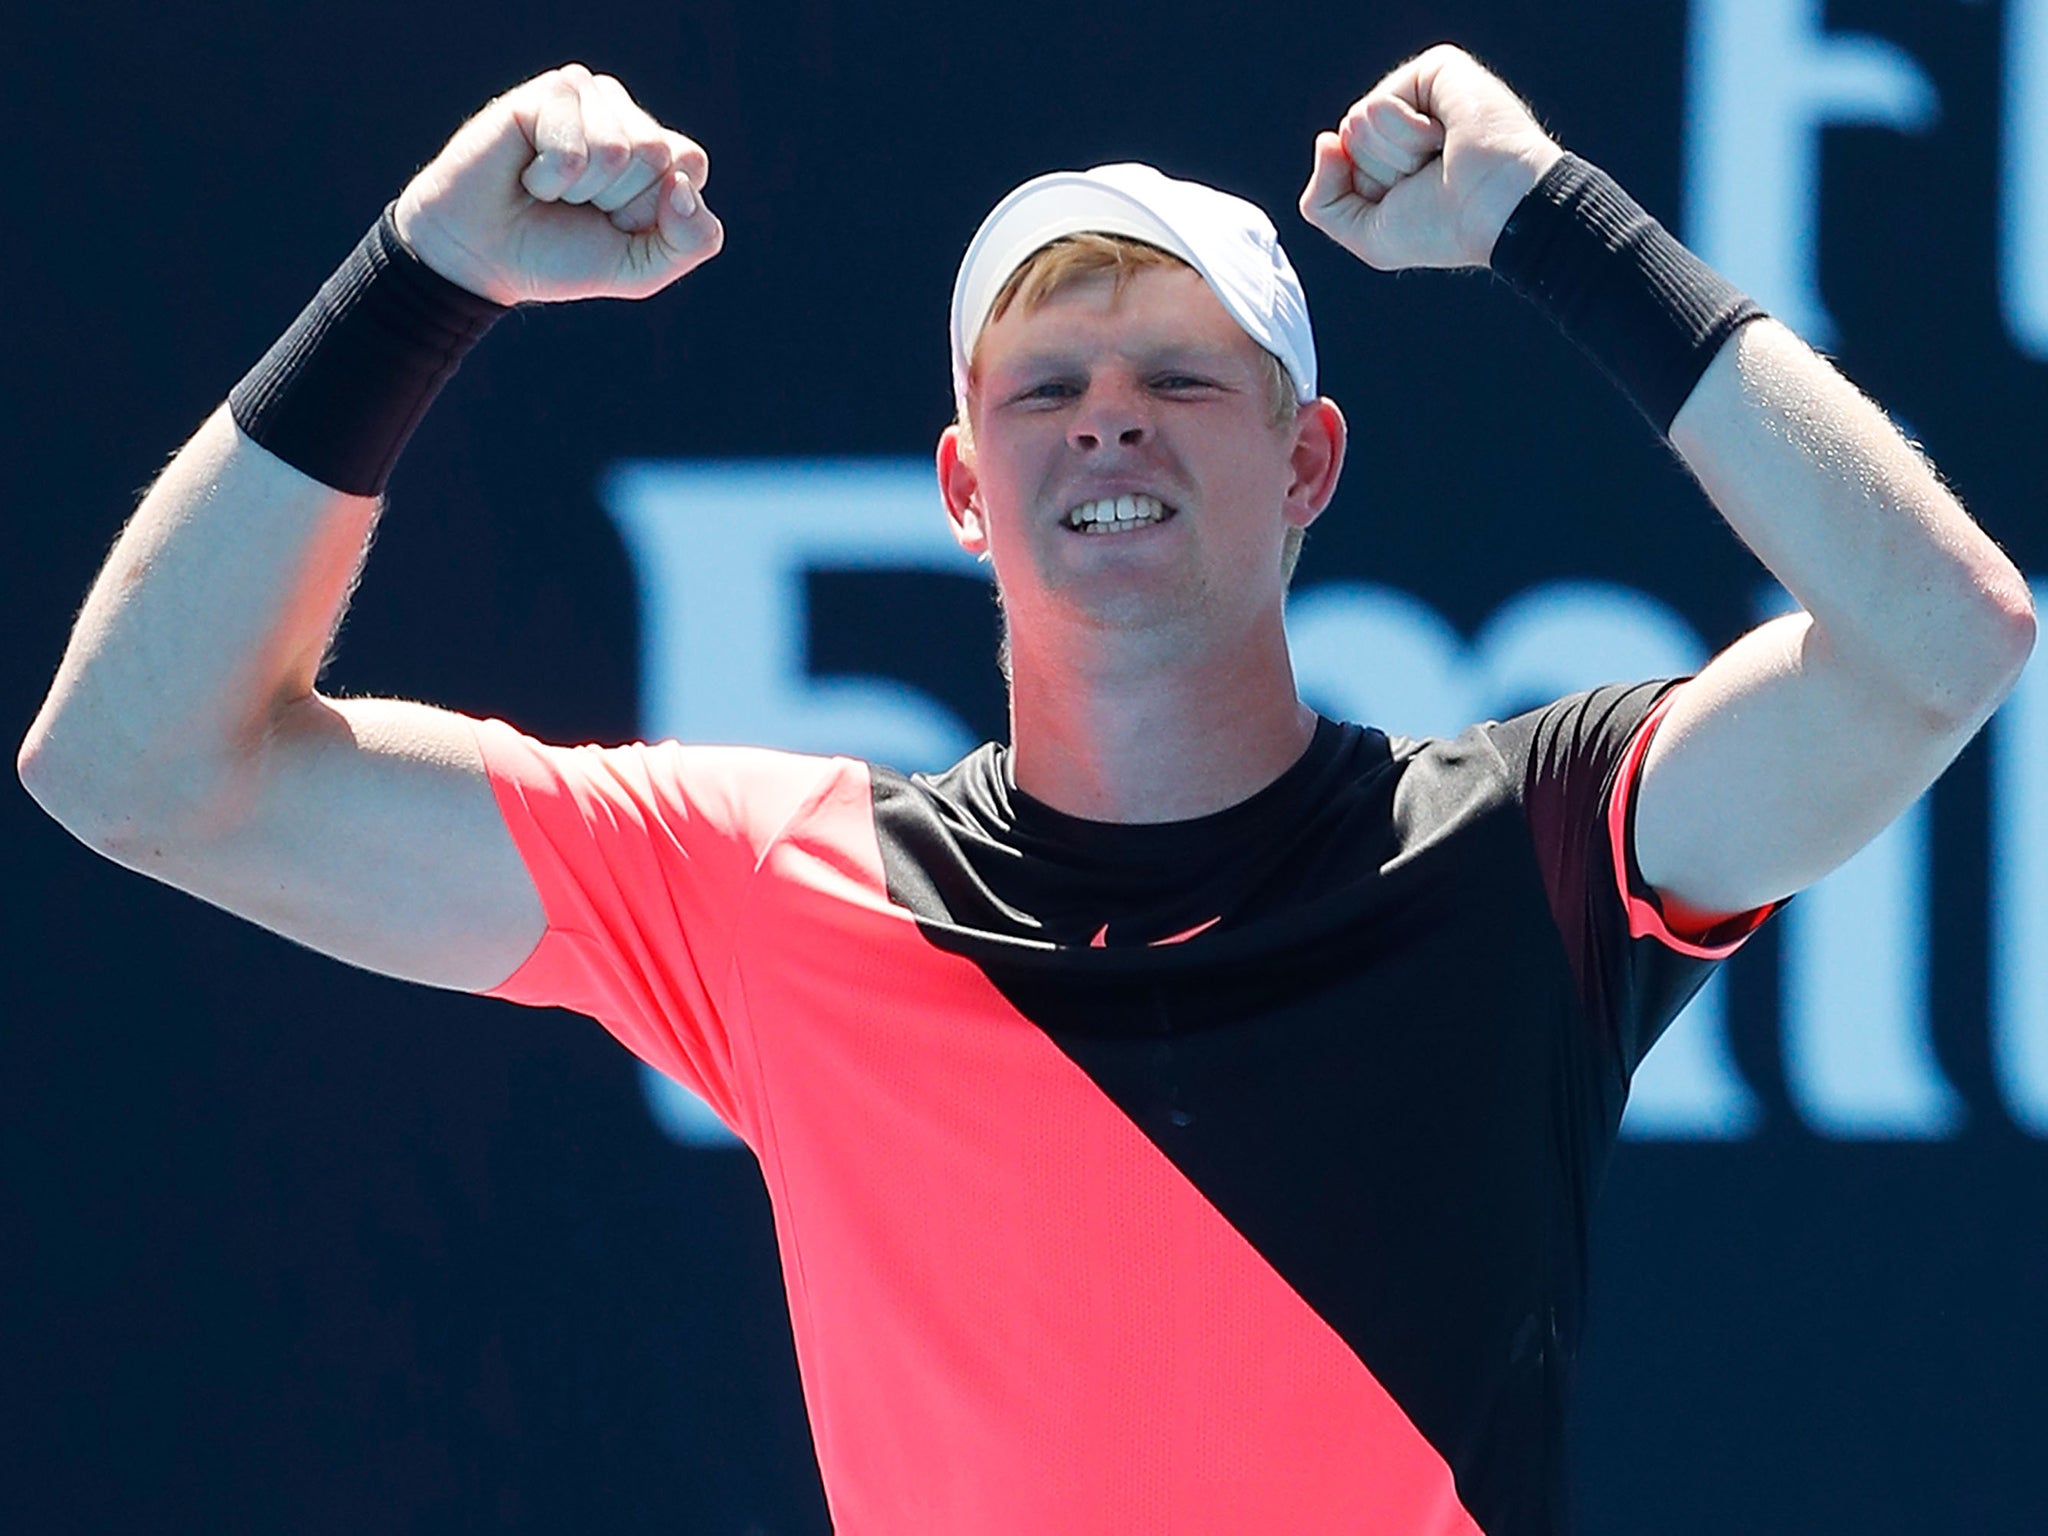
[124,694,545,992]
[1633,611,1981,915]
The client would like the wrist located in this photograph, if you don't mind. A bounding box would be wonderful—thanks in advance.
[228,206,510,496]
[1466,139,1565,262]
[392,188,520,306]
[1487,153,1765,434]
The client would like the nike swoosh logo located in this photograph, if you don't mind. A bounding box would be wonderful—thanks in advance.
[1088,915,1222,949]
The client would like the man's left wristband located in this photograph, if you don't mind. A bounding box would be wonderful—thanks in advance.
[1488,154,1764,437]
[228,205,510,497]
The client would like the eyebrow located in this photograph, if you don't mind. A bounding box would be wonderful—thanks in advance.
[991,342,1246,380]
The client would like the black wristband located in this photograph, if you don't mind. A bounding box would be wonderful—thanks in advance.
[228,205,509,496]
[1488,153,1765,436]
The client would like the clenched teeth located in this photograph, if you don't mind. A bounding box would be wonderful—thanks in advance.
[1065,493,1171,533]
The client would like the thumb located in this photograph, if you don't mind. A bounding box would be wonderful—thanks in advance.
[654,166,703,244]
[1299,131,1375,251]
[639,169,724,284]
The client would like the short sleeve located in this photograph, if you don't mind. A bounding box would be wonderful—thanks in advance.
[1486,680,1777,1081]
[467,716,843,1141]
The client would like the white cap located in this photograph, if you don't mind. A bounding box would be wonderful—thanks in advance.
[949,162,1318,414]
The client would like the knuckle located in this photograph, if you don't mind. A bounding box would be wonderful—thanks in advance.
[591,137,631,171]
[530,75,579,114]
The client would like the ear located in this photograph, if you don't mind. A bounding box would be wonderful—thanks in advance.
[937,423,989,556]
[1282,397,1347,531]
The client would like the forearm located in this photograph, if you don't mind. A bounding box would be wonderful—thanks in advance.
[1485,148,2033,726]
[19,409,377,848]
[23,195,515,850]
[1307,47,2038,911]
[1669,319,2035,727]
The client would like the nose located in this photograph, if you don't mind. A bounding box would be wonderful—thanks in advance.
[1068,375,1151,452]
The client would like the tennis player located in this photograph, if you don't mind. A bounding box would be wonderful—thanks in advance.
[21,45,2033,1535]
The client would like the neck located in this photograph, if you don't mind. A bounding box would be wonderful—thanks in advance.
[1004,606,1317,823]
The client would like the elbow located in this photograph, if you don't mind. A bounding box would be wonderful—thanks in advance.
[16,726,55,822]
[22,684,291,865]
[17,715,79,832]
[18,715,206,865]
[19,717,135,856]
[2008,566,2037,644]
[1978,567,2037,707]
[1915,569,2036,734]
[19,727,98,852]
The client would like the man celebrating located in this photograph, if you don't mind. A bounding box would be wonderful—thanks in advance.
[20,45,2032,1535]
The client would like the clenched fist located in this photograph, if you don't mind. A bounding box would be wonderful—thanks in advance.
[1300,45,1563,272]
[393,64,722,305]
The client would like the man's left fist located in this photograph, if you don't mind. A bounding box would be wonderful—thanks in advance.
[1300,44,1564,273]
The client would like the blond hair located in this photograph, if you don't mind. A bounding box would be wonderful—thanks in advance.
[959,233,1309,583]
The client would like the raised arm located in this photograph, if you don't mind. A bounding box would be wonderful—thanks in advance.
[16,65,723,991]
[1637,320,2032,914]
[1301,44,2035,919]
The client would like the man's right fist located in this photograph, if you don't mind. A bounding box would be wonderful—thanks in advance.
[393,64,722,305]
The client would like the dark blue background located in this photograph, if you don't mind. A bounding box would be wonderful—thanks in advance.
[6,0,2043,1529]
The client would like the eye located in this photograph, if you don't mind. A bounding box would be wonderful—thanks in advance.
[1009,378,1082,406]
[1152,373,1221,393]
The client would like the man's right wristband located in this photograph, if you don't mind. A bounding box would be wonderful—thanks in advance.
[1488,153,1765,436]
[228,205,509,497]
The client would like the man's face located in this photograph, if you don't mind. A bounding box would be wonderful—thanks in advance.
[940,263,1338,653]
